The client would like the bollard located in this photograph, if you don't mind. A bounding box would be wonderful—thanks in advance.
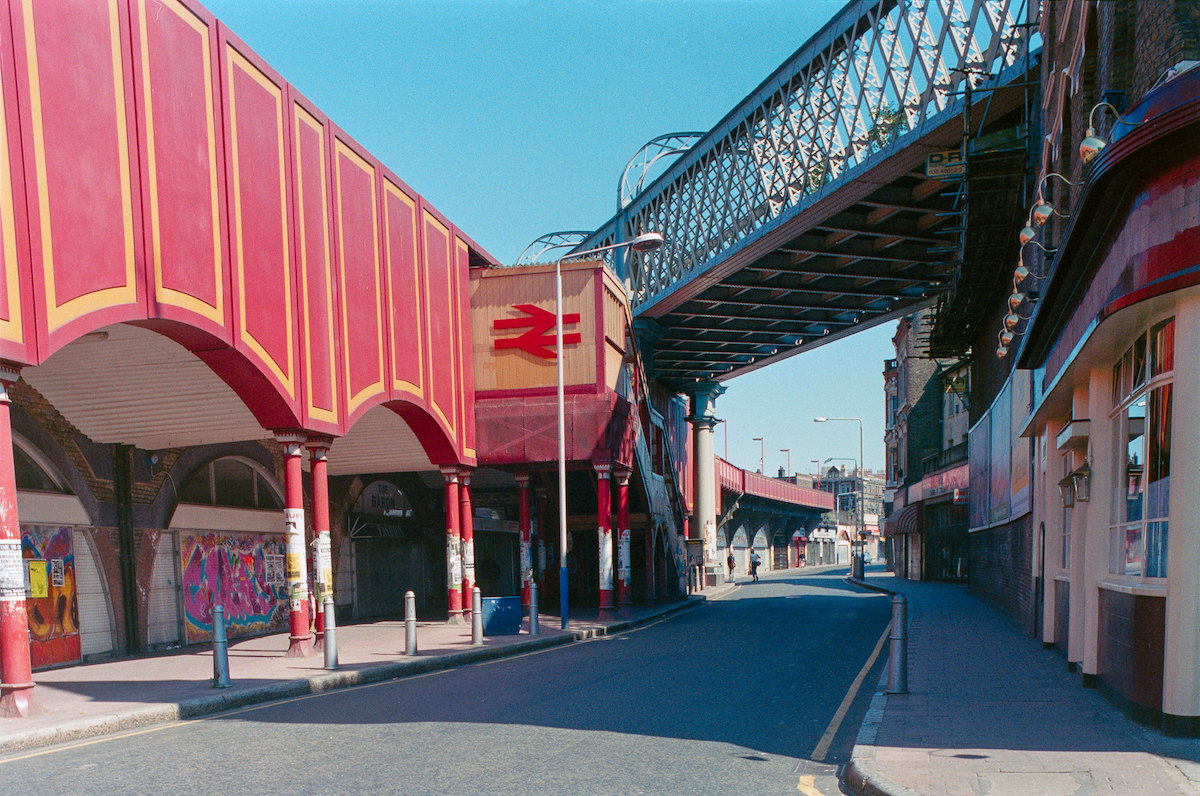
[212,604,231,688]
[405,590,418,655]
[887,593,908,694]
[529,582,539,636]
[323,596,338,670]
[471,586,483,646]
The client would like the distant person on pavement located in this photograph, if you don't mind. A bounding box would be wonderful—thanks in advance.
[750,550,761,582]
[727,552,736,579]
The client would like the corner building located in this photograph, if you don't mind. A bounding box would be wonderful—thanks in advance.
[1015,2,1200,734]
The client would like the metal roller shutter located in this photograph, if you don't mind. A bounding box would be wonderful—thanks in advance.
[146,532,182,648]
[73,529,114,657]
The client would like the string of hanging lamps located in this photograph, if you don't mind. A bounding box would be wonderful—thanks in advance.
[995,100,1142,360]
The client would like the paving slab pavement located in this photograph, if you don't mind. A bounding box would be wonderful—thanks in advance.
[844,573,1200,795]
[0,587,730,755]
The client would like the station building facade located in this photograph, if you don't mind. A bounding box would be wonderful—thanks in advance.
[0,0,488,715]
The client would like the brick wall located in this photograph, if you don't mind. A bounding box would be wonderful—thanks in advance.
[968,513,1033,634]
[11,378,288,654]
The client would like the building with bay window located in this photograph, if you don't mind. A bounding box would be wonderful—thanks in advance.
[1013,4,1199,734]
[921,0,1200,734]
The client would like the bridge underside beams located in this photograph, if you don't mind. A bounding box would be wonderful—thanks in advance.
[639,82,1028,388]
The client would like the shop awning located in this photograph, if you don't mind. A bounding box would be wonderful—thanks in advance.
[883,503,922,538]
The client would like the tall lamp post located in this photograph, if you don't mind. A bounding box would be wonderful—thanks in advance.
[780,448,790,480]
[752,436,764,473]
[556,231,663,629]
[815,417,864,570]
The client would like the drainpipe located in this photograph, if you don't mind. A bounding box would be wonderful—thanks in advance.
[113,444,139,654]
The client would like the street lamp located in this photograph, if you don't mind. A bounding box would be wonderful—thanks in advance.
[815,416,865,570]
[752,436,764,473]
[780,448,790,479]
[556,231,663,629]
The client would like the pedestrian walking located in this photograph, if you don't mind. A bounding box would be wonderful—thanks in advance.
[750,550,761,582]
[727,552,735,579]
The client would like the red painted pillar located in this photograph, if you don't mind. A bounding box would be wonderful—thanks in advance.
[595,462,614,612]
[440,467,463,622]
[279,434,312,657]
[517,474,532,607]
[0,371,35,717]
[459,469,474,619]
[308,439,332,651]
[615,469,631,607]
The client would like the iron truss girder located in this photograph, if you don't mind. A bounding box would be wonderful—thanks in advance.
[566,0,1028,387]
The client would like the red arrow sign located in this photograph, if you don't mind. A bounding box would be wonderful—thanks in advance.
[494,303,580,359]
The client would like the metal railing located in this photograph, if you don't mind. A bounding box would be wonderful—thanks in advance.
[921,440,968,476]
[575,0,1028,312]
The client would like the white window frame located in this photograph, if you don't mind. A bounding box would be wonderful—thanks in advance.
[1107,317,1173,583]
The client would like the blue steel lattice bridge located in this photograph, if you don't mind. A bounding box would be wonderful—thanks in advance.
[571,0,1035,387]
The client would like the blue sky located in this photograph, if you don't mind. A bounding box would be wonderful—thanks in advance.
[203,0,892,474]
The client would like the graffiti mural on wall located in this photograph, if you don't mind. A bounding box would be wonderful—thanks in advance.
[21,525,80,668]
[181,531,287,644]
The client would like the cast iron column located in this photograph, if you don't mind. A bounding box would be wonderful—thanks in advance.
[278,433,312,657]
[459,468,474,619]
[0,369,34,716]
[615,468,631,607]
[685,382,725,550]
[595,462,614,612]
[517,474,532,607]
[308,439,332,652]
[440,467,463,622]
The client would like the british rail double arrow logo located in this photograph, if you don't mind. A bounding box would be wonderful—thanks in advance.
[493,304,580,359]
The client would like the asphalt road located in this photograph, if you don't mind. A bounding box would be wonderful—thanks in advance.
[0,567,890,795]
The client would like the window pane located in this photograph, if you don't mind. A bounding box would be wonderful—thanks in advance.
[180,463,212,504]
[1124,400,1145,523]
[1122,524,1143,576]
[1146,521,1168,578]
[1131,333,1147,388]
[1121,348,1133,398]
[256,472,282,510]
[1151,318,1174,376]
[212,459,255,508]
[13,446,63,492]
[1111,362,1122,407]
[1147,385,1171,520]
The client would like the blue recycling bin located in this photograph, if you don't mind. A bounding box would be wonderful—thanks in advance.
[481,596,522,635]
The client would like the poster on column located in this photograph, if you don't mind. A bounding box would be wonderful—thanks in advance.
[520,540,532,582]
[463,539,475,581]
[599,526,613,590]
[0,537,23,599]
[448,537,462,584]
[285,508,307,610]
[314,531,332,599]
